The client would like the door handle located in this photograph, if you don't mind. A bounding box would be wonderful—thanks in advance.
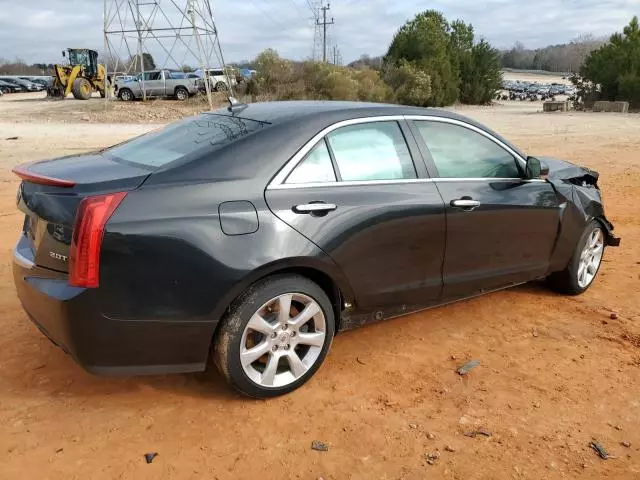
[293,203,337,214]
[451,198,481,210]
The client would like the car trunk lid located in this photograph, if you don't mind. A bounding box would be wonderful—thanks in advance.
[14,153,151,273]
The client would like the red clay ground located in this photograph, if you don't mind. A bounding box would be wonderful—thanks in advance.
[0,94,638,479]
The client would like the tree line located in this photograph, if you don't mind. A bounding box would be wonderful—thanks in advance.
[500,35,606,73]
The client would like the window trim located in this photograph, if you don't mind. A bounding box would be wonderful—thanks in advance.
[267,115,530,190]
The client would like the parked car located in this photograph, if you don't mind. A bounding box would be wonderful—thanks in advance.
[201,68,236,91]
[19,76,53,88]
[0,80,22,93]
[0,77,41,92]
[11,101,620,398]
[14,77,46,91]
[114,70,199,101]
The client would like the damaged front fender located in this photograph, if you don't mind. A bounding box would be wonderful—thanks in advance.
[538,156,620,273]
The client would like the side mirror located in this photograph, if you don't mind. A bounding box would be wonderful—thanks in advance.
[62,50,66,58]
[525,157,549,179]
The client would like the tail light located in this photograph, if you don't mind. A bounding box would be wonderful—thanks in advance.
[69,192,127,288]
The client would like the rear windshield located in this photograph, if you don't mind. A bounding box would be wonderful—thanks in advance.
[105,114,269,168]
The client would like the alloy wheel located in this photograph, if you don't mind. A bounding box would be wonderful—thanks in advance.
[577,227,604,288]
[240,293,326,388]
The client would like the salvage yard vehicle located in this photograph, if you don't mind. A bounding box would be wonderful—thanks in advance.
[114,70,200,101]
[0,80,22,94]
[0,77,41,92]
[11,101,620,398]
[202,68,237,92]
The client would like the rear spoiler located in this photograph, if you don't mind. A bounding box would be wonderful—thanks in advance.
[12,164,76,188]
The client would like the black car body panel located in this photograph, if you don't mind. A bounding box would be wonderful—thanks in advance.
[11,101,619,375]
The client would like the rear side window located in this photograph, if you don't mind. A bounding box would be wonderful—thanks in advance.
[286,140,336,184]
[106,115,268,168]
[326,122,416,181]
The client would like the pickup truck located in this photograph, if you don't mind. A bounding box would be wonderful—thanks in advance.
[114,70,200,101]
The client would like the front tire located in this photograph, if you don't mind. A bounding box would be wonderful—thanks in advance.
[118,89,134,101]
[71,78,92,100]
[213,275,335,398]
[546,220,605,295]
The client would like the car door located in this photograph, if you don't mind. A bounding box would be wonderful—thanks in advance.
[265,118,446,310]
[408,117,561,299]
[142,71,163,97]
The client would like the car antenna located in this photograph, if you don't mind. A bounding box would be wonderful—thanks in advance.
[227,96,248,114]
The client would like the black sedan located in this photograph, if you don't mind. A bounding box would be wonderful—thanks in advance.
[12,101,619,398]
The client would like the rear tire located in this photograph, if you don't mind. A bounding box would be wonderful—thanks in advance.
[546,220,605,295]
[71,78,92,100]
[213,274,335,398]
[215,81,228,92]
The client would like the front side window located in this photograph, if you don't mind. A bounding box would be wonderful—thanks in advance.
[414,121,521,179]
[326,122,416,181]
[286,140,336,184]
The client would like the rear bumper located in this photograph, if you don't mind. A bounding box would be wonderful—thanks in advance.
[13,237,213,376]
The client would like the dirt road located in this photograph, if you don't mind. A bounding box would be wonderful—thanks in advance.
[0,94,638,479]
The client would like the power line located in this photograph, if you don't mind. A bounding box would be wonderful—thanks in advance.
[284,0,305,17]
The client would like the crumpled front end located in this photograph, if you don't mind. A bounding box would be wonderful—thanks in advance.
[540,156,621,247]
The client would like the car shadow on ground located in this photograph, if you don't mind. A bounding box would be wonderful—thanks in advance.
[2,325,245,403]
[4,280,565,403]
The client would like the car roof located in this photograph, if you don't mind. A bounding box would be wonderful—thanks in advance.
[147,100,528,187]
[206,100,525,158]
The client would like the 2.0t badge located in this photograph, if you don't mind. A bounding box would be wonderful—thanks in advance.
[49,252,68,262]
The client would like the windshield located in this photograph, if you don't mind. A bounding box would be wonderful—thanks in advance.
[69,50,89,66]
[105,114,269,168]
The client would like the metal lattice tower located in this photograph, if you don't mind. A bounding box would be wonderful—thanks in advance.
[306,0,323,61]
[103,0,231,108]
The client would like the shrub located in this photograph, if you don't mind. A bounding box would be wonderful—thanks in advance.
[383,61,432,106]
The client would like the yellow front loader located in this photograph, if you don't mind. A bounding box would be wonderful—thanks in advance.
[47,48,107,100]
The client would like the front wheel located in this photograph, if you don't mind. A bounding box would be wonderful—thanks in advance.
[546,220,605,295]
[213,275,335,398]
[71,78,92,100]
[118,89,133,101]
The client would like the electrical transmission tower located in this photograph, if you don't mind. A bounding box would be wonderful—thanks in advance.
[103,0,231,108]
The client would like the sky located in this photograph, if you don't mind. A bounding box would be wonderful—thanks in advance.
[0,0,638,66]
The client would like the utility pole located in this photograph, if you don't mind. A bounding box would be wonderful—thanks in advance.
[316,3,334,62]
